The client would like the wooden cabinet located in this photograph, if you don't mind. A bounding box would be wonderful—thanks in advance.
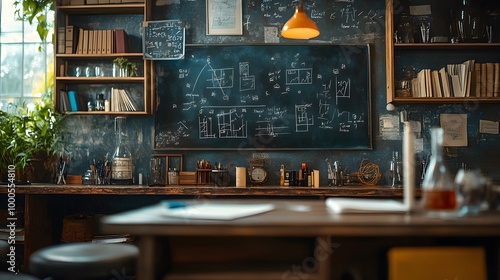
[385,0,500,104]
[54,3,153,115]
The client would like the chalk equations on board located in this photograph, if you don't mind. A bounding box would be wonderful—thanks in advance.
[143,20,185,60]
[154,45,371,150]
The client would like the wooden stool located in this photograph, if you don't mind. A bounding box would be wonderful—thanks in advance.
[29,243,138,280]
[0,272,40,279]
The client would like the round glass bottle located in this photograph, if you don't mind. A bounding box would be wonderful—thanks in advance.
[421,127,456,212]
[111,116,133,185]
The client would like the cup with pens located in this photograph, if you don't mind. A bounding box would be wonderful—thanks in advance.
[89,159,111,185]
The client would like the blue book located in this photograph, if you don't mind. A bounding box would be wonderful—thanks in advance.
[68,90,78,111]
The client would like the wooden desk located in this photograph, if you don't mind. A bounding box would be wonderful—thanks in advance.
[0,184,420,269]
[0,185,419,271]
[100,199,500,280]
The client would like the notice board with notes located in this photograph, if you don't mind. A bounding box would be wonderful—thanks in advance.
[143,20,185,60]
[154,44,372,150]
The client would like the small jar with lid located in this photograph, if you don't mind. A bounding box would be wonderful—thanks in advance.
[396,66,415,97]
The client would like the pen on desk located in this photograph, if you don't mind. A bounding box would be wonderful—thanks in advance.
[163,201,188,209]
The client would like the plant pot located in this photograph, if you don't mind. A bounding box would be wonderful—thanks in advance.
[25,153,58,183]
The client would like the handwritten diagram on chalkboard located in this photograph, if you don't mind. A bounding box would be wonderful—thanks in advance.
[154,44,371,150]
[143,20,185,60]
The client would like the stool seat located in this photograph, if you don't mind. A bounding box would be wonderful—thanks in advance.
[29,243,138,279]
[0,240,9,260]
[0,272,40,280]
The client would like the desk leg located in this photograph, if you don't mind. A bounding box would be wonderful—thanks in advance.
[316,235,332,280]
[138,236,156,280]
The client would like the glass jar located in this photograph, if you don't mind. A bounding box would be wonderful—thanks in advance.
[396,13,414,43]
[111,116,133,185]
[421,127,457,212]
[150,158,165,186]
[396,66,414,97]
[95,93,105,111]
[455,0,486,42]
[455,169,487,215]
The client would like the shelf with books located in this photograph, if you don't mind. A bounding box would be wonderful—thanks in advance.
[386,0,500,104]
[57,3,145,15]
[55,0,152,115]
[393,43,500,49]
[56,82,152,115]
[56,77,145,82]
[56,53,143,59]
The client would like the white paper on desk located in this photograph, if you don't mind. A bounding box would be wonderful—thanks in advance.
[162,203,275,220]
[325,198,407,213]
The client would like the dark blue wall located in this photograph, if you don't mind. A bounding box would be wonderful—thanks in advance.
[59,0,500,186]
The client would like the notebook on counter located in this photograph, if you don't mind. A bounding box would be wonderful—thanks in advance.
[325,198,407,213]
[161,201,275,220]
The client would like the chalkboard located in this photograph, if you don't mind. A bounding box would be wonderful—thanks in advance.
[154,44,371,150]
[143,20,185,60]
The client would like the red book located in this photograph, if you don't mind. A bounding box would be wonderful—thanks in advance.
[114,29,129,53]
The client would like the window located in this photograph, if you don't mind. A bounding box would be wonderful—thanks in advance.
[0,0,54,111]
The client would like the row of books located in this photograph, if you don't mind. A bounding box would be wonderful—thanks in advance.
[410,60,500,98]
[59,88,138,112]
[60,0,144,5]
[111,87,138,112]
[57,26,129,55]
[59,90,88,112]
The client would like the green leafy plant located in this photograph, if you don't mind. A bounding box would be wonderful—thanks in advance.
[13,0,55,43]
[0,91,63,180]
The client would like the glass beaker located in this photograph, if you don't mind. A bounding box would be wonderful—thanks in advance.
[421,127,457,213]
[455,169,487,215]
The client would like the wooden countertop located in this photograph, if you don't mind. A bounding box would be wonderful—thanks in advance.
[100,199,500,280]
[101,199,500,237]
[1,184,421,197]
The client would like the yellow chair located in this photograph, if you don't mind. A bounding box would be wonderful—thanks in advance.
[388,247,487,280]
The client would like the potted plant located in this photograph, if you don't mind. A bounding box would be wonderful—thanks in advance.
[113,57,139,77]
[0,91,63,183]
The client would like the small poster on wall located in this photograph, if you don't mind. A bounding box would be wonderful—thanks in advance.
[206,0,243,35]
[440,114,468,147]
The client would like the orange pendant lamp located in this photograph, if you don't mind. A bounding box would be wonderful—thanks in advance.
[281,2,320,39]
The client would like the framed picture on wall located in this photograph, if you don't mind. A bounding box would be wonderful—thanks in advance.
[206,0,243,35]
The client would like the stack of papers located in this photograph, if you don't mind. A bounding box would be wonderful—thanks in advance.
[161,201,275,220]
[326,198,407,213]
